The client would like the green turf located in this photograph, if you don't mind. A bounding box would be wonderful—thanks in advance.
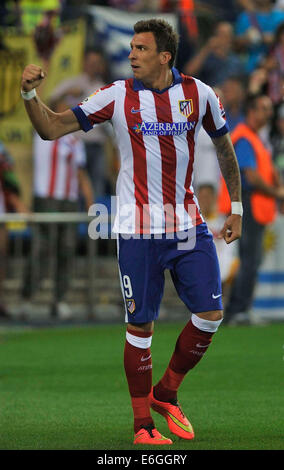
[0,322,283,450]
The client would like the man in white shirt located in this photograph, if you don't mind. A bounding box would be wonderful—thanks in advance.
[21,98,93,319]
[50,49,113,199]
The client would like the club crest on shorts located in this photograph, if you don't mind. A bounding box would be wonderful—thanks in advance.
[178,99,193,118]
[126,299,136,314]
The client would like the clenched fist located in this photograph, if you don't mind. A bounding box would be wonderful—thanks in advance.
[21,64,46,92]
[218,214,242,244]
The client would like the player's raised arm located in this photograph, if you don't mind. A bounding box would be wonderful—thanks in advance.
[212,133,242,244]
[21,64,80,140]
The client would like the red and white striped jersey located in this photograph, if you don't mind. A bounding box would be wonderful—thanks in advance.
[33,133,86,201]
[72,68,228,233]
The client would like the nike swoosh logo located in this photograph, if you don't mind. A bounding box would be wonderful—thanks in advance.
[131,107,145,114]
[167,411,193,433]
[196,343,211,348]
[141,354,151,362]
[212,293,222,299]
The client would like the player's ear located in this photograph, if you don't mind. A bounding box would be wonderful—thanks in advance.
[160,51,171,65]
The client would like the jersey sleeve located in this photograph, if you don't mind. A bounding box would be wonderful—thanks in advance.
[71,83,115,133]
[202,86,229,138]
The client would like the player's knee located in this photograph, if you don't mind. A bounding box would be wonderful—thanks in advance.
[196,310,223,322]
[210,310,223,322]
[192,311,223,333]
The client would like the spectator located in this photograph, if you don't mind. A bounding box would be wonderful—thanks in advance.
[196,0,242,23]
[33,8,61,64]
[193,87,224,191]
[247,65,268,94]
[221,76,246,131]
[20,0,61,33]
[184,21,245,87]
[50,48,114,200]
[235,0,284,73]
[0,140,28,320]
[246,67,274,151]
[271,102,284,213]
[219,94,284,325]
[21,98,93,320]
[263,21,284,104]
[193,126,220,191]
[173,1,199,70]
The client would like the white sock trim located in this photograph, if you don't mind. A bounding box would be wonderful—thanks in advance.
[126,331,152,349]
[191,314,223,333]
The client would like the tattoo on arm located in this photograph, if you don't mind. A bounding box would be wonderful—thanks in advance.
[212,133,242,202]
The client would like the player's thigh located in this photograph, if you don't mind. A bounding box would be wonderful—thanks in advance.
[171,231,222,313]
[117,235,165,324]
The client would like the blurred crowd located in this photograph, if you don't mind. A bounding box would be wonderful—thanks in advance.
[1,0,284,323]
[1,1,284,193]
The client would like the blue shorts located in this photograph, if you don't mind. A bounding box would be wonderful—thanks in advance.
[117,223,222,324]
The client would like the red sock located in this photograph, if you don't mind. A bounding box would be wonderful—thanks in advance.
[124,328,154,433]
[154,319,214,402]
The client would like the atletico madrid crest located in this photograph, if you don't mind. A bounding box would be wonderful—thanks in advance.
[127,299,136,314]
[178,99,193,118]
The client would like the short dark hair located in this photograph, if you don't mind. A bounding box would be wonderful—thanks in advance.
[133,19,179,68]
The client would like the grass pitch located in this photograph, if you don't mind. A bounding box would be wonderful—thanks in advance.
[0,321,283,450]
